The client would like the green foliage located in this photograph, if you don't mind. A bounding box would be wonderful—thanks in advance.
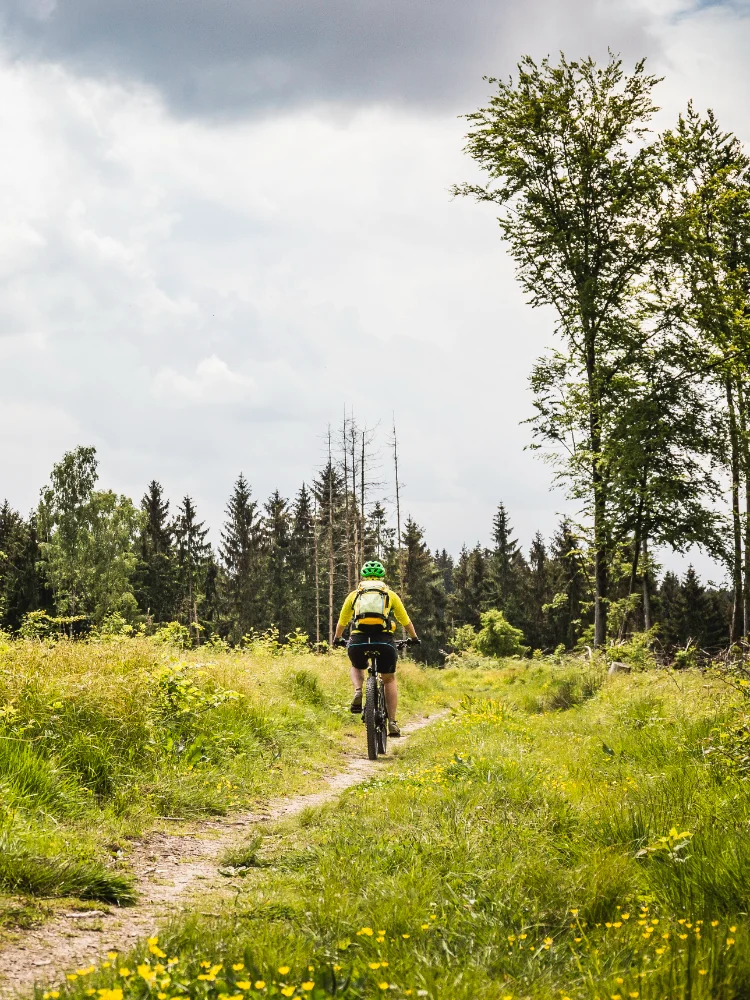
[609,627,660,671]
[38,446,140,622]
[474,608,526,658]
[153,621,193,648]
[18,610,88,639]
[449,622,477,653]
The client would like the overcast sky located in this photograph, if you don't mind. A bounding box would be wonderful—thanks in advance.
[1,0,749,581]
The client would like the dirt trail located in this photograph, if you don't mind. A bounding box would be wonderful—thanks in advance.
[0,713,443,998]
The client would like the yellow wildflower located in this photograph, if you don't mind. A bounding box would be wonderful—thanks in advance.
[378,984,389,991]
[232,963,245,972]
[402,934,410,939]
[235,982,251,990]
[727,938,736,946]
[278,967,291,976]
[357,928,374,937]
[699,970,707,976]
[280,989,295,998]
[369,963,381,970]
[301,984,314,992]
[254,982,266,990]
[66,976,78,982]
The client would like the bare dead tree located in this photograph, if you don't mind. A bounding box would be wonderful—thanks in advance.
[392,415,404,591]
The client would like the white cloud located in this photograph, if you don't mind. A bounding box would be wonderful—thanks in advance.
[0,3,746,585]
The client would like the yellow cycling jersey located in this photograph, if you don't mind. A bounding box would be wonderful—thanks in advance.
[337,586,411,634]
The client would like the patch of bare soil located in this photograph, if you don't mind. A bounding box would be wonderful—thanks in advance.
[0,713,443,998]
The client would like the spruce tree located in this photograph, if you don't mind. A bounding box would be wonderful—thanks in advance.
[656,571,685,646]
[547,520,590,648]
[262,490,292,639]
[312,459,348,644]
[487,503,528,626]
[400,517,447,661]
[134,481,177,623]
[366,501,394,562]
[220,474,262,641]
[289,484,317,638]
[451,544,489,628]
[527,531,554,649]
[0,503,51,630]
[174,496,211,640]
[434,549,455,596]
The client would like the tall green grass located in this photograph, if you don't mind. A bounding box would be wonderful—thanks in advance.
[0,633,442,912]
[54,660,750,999]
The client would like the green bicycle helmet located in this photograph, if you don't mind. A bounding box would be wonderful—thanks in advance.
[361,560,386,579]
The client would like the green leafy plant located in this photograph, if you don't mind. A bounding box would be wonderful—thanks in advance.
[474,609,526,658]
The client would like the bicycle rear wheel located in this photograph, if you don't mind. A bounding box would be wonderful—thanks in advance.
[365,675,378,760]
[376,678,388,755]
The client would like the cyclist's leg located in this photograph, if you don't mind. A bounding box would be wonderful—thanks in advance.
[382,674,398,721]
[377,641,399,726]
[346,637,367,711]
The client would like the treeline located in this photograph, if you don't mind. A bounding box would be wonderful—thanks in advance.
[455,54,750,647]
[0,441,731,659]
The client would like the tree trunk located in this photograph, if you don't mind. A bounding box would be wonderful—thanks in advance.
[586,332,608,647]
[328,431,335,648]
[350,422,359,575]
[736,379,750,637]
[726,376,743,643]
[342,415,352,593]
[313,499,320,647]
[393,417,404,591]
[642,536,652,632]
[361,429,366,565]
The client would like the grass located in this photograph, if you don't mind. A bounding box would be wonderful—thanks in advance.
[46,657,750,999]
[0,631,448,918]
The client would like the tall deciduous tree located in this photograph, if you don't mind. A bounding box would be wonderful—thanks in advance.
[662,105,750,640]
[455,54,665,645]
[38,447,140,622]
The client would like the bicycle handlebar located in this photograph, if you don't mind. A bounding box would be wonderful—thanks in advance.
[334,637,420,649]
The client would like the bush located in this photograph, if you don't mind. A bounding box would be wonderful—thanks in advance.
[449,623,478,653]
[474,609,526,658]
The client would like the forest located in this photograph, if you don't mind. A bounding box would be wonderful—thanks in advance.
[0,434,732,662]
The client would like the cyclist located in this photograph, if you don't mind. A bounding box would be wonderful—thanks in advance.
[334,560,420,737]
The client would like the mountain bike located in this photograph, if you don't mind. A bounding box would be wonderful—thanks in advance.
[361,639,413,761]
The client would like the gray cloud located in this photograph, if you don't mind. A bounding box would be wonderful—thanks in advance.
[2,0,658,116]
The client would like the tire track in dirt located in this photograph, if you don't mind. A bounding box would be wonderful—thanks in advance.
[0,712,445,998]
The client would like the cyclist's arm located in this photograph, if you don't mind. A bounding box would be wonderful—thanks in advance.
[334,592,356,640]
[390,592,420,641]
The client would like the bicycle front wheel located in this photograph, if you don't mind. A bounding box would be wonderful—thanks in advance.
[365,675,379,761]
[376,678,388,756]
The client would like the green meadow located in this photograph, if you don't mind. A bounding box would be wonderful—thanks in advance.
[4,638,750,998]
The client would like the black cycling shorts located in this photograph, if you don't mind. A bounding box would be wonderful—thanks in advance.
[347,633,397,674]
